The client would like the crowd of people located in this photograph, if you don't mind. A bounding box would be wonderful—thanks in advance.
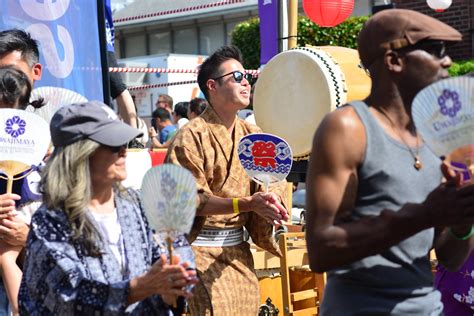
[146,96,208,149]
[0,7,473,316]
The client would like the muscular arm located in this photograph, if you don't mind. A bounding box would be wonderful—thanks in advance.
[306,108,430,272]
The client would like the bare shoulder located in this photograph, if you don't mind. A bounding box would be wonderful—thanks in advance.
[311,105,366,167]
[318,105,364,137]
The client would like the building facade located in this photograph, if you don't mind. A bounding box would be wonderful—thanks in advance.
[114,0,472,61]
[392,0,473,60]
[113,0,372,59]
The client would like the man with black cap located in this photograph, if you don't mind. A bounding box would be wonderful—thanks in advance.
[305,9,474,315]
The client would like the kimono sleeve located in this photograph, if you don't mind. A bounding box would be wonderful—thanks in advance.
[19,210,130,314]
[166,129,212,240]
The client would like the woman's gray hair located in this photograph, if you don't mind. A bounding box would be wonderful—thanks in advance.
[41,139,103,256]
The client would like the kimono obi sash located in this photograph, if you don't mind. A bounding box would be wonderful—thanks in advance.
[192,227,244,247]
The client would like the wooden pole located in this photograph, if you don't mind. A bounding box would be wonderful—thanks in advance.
[288,0,298,49]
[287,0,298,222]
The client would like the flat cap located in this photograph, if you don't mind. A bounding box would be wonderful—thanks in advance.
[358,9,462,68]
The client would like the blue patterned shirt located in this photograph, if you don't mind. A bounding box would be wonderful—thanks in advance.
[19,188,194,315]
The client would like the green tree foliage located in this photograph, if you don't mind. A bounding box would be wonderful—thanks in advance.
[448,60,474,77]
[231,16,368,69]
[297,16,368,48]
[231,15,473,76]
[231,18,260,70]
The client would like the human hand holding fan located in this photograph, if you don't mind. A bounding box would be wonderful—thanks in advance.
[238,133,292,225]
[412,76,474,183]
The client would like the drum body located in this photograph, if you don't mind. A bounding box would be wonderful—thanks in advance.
[254,46,371,159]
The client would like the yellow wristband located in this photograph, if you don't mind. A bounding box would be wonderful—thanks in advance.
[232,198,240,214]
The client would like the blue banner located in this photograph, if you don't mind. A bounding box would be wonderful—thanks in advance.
[0,0,104,101]
[258,0,279,65]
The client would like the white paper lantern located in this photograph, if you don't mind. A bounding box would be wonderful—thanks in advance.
[427,0,452,12]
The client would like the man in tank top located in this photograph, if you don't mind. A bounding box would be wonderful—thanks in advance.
[305,9,474,315]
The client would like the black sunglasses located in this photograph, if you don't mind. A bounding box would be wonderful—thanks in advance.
[107,144,127,153]
[213,70,253,84]
[398,40,447,59]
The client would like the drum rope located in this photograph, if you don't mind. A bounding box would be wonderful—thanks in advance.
[299,47,344,107]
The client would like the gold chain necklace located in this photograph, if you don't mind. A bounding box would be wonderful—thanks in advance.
[377,108,423,170]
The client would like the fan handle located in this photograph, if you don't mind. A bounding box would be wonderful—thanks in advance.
[0,161,32,193]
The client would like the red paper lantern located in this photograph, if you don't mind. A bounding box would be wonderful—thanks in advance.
[303,0,354,27]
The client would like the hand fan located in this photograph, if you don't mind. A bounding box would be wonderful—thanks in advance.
[412,76,473,182]
[141,164,197,262]
[0,109,50,192]
[26,86,88,123]
[238,133,293,192]
[444,145,473,183]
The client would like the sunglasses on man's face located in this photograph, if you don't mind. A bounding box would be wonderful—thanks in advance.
[399,40,447,59]
[213,70,253,84]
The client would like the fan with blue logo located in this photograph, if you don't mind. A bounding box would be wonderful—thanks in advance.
[412,76,473,182]
[238,133,293,191]
[0,109,50,193]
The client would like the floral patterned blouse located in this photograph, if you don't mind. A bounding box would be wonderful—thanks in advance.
[19,188,194,315]
[435,251,474,316]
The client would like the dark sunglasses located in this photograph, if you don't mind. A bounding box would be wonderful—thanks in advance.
[213,70,253,84]
[398,40,447,59]
[107,144,127,153]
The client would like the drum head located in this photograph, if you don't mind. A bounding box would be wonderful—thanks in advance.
[254,49,345,157]
[254,47,346,158]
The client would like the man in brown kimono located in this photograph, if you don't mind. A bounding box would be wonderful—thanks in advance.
[166,46,289,315]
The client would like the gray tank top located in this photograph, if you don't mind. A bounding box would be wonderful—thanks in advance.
[320,101,443,316]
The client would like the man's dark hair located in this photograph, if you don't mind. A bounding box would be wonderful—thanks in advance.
[197,46,243,101]
[0,66,32,109]
[174,101,189,119]
[189,97,208,116]
[152,107,171,121]
[0,29,40,67]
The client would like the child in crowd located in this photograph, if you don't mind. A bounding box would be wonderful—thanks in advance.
[0,66,43,316]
